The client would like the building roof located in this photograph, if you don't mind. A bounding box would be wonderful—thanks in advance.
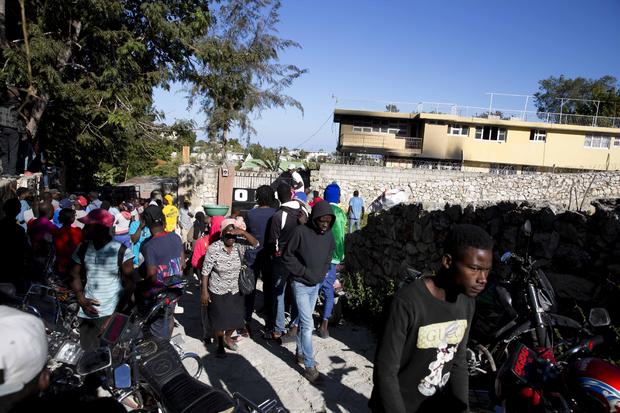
[333,108,620,134]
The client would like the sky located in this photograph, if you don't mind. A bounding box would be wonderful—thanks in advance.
[152,0,620,152]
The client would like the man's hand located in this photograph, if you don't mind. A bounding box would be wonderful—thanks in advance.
[78,296,100,315]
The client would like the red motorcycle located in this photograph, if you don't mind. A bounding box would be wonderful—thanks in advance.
[468,220,620,412]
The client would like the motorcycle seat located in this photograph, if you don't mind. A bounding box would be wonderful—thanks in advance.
[160,374,235,413]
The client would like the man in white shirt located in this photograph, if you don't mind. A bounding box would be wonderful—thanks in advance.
[290,164,305,194]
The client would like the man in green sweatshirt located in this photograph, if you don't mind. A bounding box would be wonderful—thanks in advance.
[319,182,347,338]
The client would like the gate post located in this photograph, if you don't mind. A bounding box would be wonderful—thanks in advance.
[217,164,236,209]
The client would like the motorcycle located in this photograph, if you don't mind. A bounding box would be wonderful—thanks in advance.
[467,220,620,412]
[47,278,286,412]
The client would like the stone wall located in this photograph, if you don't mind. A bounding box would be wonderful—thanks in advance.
[311,164,620,211]
[345,200,620,314]
[178,164,219,211]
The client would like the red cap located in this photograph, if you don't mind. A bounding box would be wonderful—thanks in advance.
[75,196,88,207]
[78,208,114,228]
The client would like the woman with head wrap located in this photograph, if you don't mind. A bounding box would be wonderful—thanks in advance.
[201,218,258,356]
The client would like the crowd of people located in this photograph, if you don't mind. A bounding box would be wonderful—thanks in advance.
[0,175,493,412]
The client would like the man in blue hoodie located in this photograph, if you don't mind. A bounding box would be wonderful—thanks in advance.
[282,201,335,383]
[319,183,347,338]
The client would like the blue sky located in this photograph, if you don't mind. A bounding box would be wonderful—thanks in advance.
[152,0,620,151]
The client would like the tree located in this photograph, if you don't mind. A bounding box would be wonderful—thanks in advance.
[534,75,620,118]
[1,0,210,187]
[385,104,399,113]
[188,0,306,155]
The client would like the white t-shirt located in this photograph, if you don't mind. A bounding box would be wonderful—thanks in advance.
[291,171,305,193]
[114,211,131,235]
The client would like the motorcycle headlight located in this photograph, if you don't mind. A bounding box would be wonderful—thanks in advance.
[54,341,83,365]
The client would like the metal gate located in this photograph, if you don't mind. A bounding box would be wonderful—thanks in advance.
[232,171,280,212]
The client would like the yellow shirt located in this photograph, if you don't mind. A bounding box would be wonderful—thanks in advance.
[162,205,179,232]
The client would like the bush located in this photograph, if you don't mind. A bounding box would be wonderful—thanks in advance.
[344,271,395,333]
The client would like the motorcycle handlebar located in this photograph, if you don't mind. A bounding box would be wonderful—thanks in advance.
[562,335,604,359]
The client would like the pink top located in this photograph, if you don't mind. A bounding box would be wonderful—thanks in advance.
[191,235,210,269]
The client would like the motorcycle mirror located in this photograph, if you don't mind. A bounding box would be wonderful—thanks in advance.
[500,252,513,263]
[114,363,132,389]
[589,308,611,327]
[522,220,532,237]
[76,347,112,376]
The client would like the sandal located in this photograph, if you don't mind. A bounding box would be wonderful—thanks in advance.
[224,340,239,351]
[262,331,283,341]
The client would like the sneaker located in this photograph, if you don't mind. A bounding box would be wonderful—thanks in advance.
[296,354,319,367]
[303,366,323,384]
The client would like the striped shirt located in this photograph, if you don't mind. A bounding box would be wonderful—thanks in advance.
[201,240,254,295]
[0,105,25,133]
[72,241,134,319]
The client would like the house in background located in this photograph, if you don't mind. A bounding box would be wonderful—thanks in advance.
[334,107,620,173]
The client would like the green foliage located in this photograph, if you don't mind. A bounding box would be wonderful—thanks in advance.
[2,0,211,188]
[534,75,620,117]
[345,272,395,328]
[188,0,306,146]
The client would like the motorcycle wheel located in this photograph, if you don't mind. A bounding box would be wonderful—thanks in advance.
[181,353,203,379]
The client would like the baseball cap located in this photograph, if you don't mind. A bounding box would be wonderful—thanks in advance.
[59,198,73,209]
[0,306,48,397]
[143,204,165,227]
[75,196,88,207]
[78,208,114,227]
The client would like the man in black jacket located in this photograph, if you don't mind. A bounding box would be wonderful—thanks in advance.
[266,183,304,339]
[370,224,493,413]
[282,201,335,383]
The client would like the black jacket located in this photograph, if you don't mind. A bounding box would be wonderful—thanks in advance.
[267,201,303,255]
[282,201,335,286]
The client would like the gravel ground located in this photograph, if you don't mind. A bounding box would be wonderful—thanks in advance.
[173,278,376,412]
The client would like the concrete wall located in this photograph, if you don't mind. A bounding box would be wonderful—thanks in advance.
[178,164,219,212]
[311,164,620,211]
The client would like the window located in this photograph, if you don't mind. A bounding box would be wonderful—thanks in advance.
[614,138,620,147]
[475,126,507,142]
[447,124,469,136]
[352,119,409,137]
[530,129,546,142]
[584,134,611,149]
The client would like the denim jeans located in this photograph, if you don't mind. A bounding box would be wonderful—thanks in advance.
[321,264,337,321]
[349,218,361,233]
[272,257,298,334]
[292,281,321,368]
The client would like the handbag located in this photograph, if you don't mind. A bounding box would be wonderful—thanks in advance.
[237,247,255,295]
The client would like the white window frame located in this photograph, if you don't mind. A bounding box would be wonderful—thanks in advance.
[448,124,469,136]
[530,129,547,142]
[584,134,611,149]
[475,126,507,142]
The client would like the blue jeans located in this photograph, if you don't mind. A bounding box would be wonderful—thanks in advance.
[273,271,288,334]
[272,257,298,333]
[321,264,337,321]
[349,218,361,233]
[292,281,321,368]
[149,303,176,339]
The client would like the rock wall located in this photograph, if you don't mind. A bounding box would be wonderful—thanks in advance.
[178,164,219,211]
[312,164,620,211]
[344,200,620,314]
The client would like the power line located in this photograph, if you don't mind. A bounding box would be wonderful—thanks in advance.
[294,109,335,149]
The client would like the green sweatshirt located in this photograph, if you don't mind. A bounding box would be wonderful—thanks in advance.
[330,203,347,264]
